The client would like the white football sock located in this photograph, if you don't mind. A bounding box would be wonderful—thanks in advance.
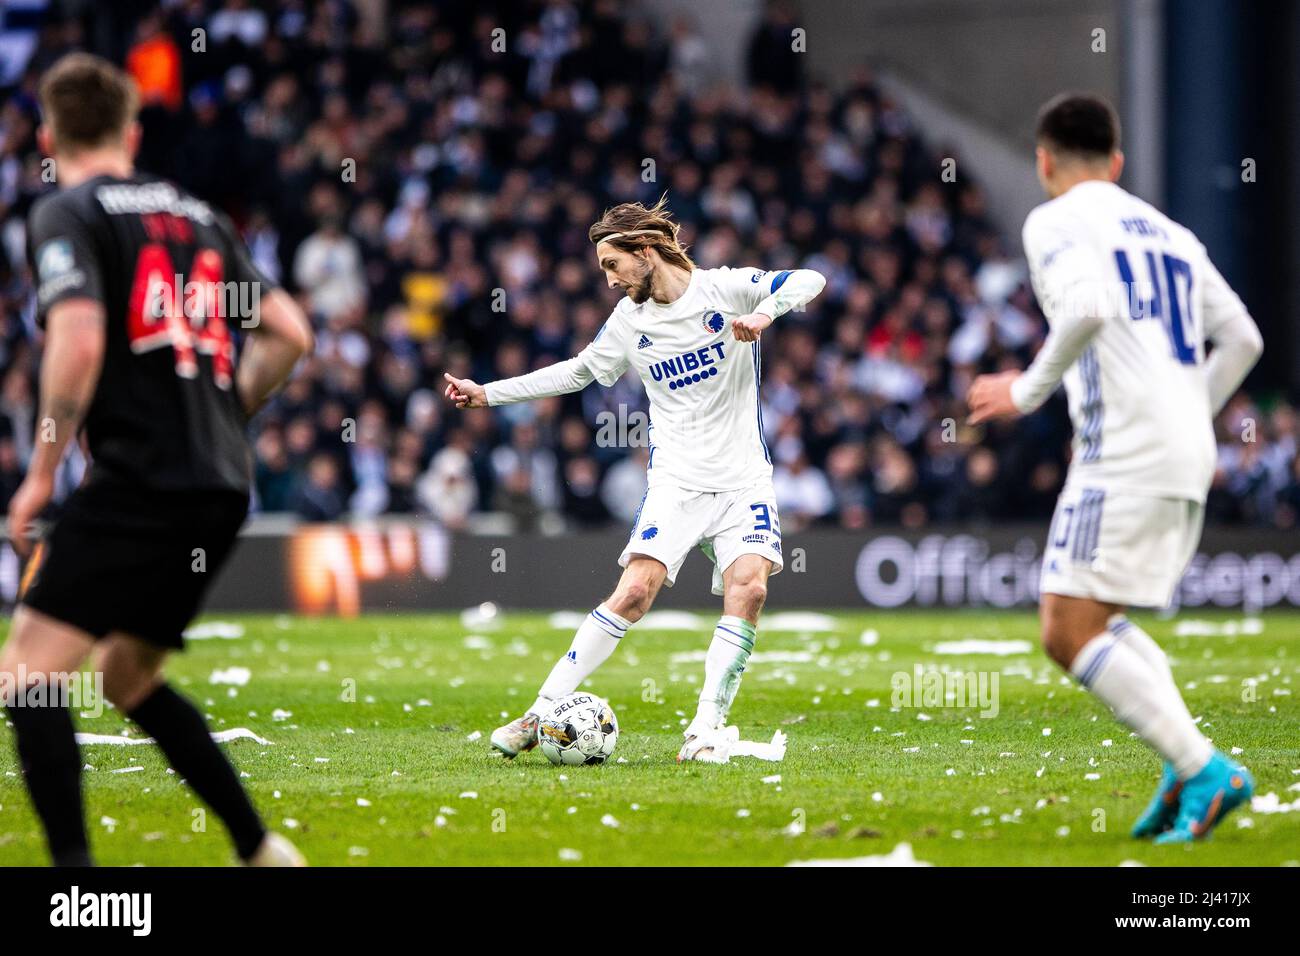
[1107,615,1174,686]
[529,604,630,715]
[689,616,756,736]
[1071,631,1213,780]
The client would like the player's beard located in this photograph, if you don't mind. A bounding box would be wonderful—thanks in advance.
[624,259,655,303]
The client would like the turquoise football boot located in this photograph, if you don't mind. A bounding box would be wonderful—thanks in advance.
[1154,752,1254,845]
[1131,762,1182,838]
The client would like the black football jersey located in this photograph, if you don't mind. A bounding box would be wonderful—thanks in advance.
[26,173,274,494]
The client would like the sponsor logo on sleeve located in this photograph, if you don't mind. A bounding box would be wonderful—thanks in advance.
[36,238,87,304]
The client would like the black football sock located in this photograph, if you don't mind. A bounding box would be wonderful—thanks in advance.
[127,683,267,860]
[6,701,92,867]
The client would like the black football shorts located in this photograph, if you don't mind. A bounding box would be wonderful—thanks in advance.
[20,481,249,649]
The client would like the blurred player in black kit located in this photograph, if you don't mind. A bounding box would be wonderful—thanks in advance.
[0,53,314,866]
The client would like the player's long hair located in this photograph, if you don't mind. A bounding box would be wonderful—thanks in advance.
[588,194,695,271]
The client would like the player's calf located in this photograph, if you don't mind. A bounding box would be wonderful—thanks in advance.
[686,614,756,741]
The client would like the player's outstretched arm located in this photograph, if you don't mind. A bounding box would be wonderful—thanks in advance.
[733,268,827,342]
[967,311,1105,425]
[236,288,315,417]
[443,355,597,410]
[7,298,105,553]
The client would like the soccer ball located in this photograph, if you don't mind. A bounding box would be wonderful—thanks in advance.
[537,693,618,766]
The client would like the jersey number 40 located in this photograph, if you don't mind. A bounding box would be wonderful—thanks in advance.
[1113,249,1196,366]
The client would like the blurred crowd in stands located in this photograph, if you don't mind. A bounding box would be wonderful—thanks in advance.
[1,0,1295,532]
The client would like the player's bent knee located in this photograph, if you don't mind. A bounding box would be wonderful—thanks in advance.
[1039,623,1076,668]
[100,664,164,712]
[95,636,166,712]
[728,579,768,617]
[0,607,93,677]
[609,577,659,619]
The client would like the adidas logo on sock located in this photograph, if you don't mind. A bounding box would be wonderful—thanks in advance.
[566,650,577,662]
[637,334,653,350]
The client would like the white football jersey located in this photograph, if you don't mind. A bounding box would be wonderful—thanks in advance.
[579,267,801,493]
[1021,180,1252,502]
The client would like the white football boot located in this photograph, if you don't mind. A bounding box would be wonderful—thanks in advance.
[490,712,540,758]
[245,832,307,867]
[677,723,738,764]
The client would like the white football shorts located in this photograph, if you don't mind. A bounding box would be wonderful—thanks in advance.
[1039,484,1204,609]
[619,480,784,596]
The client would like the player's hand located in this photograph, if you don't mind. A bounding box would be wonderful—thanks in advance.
[443,373,487,409]
[732,312,773,343]
[7,472,53,557]
[966,371,1023,425]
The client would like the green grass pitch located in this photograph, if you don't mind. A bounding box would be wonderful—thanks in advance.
[1,610,1297,866]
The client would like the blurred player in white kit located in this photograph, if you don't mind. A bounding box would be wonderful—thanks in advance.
[968,93,1264,843]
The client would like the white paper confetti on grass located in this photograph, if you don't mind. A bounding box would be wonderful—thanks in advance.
[212,728,273,745]
[600,814,620,828]
[787,842,932,867]
[558,848,582,861]
[466,730,483,742]
[459,791,478,799]
[183,621,245,640]
[933,639,1033,656]
[1172,618,1263,637]
[209,667,251,686]
[691,729,788,765]
[75,728,272,747]
[762,611,837,632]
[1251,793,1300,814]
[460,602,500,630]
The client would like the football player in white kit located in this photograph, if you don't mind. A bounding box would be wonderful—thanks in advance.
[444,197,826,761]
[968,94,1264,843]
